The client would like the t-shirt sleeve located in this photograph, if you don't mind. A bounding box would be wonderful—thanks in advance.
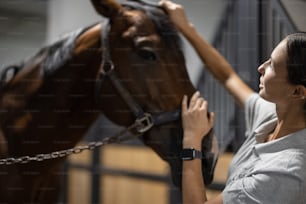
[222,172,302,204]
[244,94,276,138]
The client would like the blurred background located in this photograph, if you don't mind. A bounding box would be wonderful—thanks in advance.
[0,0,305,203]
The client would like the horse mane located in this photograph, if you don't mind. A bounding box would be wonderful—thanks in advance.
[40,24,98,76]
[0,24,97,90]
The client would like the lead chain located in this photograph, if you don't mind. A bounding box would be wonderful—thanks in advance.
[0,119,144,165]
[0,141,105,165]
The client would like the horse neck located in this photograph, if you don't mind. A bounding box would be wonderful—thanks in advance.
[59,24,103,109]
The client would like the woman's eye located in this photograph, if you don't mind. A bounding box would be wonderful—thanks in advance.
[138,48,157,61]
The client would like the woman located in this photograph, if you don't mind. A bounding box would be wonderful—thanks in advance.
[160,0,306,203]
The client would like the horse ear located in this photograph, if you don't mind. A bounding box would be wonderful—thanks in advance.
[90,0,123,18]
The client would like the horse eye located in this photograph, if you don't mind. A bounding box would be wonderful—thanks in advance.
[138,48,157,61]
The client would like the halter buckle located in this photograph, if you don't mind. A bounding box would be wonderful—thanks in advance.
[100,60,114,75]
[135,113,154,133]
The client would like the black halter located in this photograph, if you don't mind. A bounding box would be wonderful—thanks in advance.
[95,19,181,134]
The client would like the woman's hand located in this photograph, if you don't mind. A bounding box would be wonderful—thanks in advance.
[159,0,191,32]
[182,91,214,148]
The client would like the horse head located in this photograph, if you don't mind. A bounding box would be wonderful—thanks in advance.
[91,0,217,187]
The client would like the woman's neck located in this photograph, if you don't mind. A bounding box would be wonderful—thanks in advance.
[269,101,306,141]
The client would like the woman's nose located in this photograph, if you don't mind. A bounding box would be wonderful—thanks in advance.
[258,60,268,74]
[257,63,264,74]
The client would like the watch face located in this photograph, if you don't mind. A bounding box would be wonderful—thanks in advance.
[181,148,202,160]
[181,149,194,160]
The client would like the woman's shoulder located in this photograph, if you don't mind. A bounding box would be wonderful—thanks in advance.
[245,93,277,134]
[246,93,275,113]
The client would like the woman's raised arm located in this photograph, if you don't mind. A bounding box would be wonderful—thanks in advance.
[160,0,254,108]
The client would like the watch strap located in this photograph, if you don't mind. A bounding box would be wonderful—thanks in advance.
[181,148,202,160]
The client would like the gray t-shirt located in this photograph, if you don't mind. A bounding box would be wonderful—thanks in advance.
[222,93,306,204]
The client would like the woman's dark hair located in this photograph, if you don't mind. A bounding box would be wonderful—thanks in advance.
[286,32,306,112]
[286,32,306,87]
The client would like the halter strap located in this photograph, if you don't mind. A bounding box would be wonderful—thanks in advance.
[96,19,181,134]
[98,20,145,119]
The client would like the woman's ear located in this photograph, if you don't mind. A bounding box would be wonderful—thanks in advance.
[292,85,306,100]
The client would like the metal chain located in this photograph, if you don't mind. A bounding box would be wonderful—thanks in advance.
[0,119,145,165]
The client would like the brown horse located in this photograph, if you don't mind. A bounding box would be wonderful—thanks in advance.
[0,0,217,203]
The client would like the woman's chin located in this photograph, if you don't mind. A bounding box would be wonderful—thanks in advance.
[258,92,274,103]
[258,91,267,100]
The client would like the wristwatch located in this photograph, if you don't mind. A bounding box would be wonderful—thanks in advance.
[181,148,202,160]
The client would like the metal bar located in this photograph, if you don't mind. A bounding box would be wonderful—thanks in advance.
[67,162,169,183]
[91,148,101,204]
[59,162,69,203]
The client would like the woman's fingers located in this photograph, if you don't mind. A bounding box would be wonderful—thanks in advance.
[200,102,214,129]
[181,91,215,140]
[182,95,188,113]
[199,98,208,110]
[159,0,189,32]
[159,0,184,15]
[189,91,200,108]
[210,112,215,125]
[193,97,205,110]
[184,91,208,111]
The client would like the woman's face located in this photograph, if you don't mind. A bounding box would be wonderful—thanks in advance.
[258,39,295,103]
